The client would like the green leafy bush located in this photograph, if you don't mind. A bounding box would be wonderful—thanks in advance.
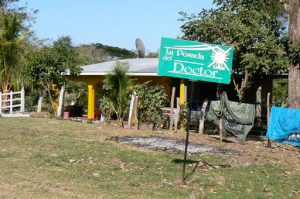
[132,82,167,128]
[273,79,288,107]
[100,61,131,126]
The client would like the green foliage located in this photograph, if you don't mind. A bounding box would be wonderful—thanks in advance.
[146,52,159,58]
[273,78,288,106]
[132,82,167,125]
[25,36,81,115]
[0,1,31,92]
[288,40,300,66]
[26,46,61,85]
[53,36,82,75]
[94,43,135,59]
[180,0,289,95]
[100,61,131,126]
[26,36,81,87]
[99,96,115,123]
[178,103,200,130]
[178,103,189,129]
[65,81,87,108]
[77,43,135,65]
[24,87,39,112]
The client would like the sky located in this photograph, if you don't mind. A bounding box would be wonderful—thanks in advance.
[20,0,214,53]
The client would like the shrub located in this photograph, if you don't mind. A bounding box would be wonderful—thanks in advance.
[132,83,167,128]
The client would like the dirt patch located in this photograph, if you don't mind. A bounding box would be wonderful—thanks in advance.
[71,121,300,170]
[110,136,239,155]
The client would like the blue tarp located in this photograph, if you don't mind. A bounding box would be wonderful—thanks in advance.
[266,106,300,147]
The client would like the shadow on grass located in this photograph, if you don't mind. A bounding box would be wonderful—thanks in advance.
[172,159,200,181]
[172,158,232,181]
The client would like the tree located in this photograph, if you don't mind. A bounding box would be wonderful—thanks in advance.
[285,0,300,108]
[100,61,131,126]
[25,36,81,115]
[0,0,31,93]
[180,0,289,101]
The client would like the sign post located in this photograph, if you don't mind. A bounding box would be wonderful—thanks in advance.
[158,37,233,182]
[182,80,195,181]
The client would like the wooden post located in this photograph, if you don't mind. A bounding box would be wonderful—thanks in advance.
[183,81,195,181]
[37,96,43,112]
[267,92,271,147]
[128,92,136,128]
[21,87,25,113]
[0,91,2,115]
[256,86,262,127]
[10,90,13,114]
[134,96,139,130]
[267,92,271,127]
[174,97,180,132]
[57,86,65,117]
[169,87,176,130]
[216,84,222,100]
[219,117,223,142]
[198,100,208,134]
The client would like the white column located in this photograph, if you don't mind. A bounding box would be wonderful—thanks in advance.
[57,86,65,117]
[128,92,136,128]
[21,87,25,113]
[10,90,13,114]
[37,96,43,112]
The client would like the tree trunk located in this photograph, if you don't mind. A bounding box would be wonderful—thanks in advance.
[37,95,43,112]
[288,0,300,108]
[233,70,248,102]
[57,85,65,117]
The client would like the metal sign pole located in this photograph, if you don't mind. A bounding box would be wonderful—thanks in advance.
[182,81,195,182]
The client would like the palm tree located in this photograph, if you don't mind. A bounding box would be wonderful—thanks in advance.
[0,9,24,93]
[103,61,131,127]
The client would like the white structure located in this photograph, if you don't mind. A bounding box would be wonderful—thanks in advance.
[78,58,159,76]
[0,88,28,117]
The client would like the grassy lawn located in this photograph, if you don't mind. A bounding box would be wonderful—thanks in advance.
[0,118,299,198]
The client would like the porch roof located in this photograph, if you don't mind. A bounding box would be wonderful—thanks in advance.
[78,58,159,76]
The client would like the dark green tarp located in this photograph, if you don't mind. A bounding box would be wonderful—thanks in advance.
[206,93,255,142]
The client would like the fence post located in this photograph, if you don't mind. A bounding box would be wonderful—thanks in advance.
[0,91,2,115]
[57,86,65,117]
[169,87,176,130]
[37,95,43,112]
[10,90,13,114]
[128,92,136,128]
[21,87,25,113]
[134,96,139,130]
[198,99,209,134]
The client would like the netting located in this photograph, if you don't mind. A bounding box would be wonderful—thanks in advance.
[206,92,255,142]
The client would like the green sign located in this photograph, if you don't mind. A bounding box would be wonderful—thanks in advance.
[158,37,233,84]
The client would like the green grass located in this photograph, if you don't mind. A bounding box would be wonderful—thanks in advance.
[0,118,299,198]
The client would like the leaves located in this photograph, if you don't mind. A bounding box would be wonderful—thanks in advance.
[25,36,81,86]
[100,62,131,126]
[180,0,289,99]
[0,1,29,92]
[132,82,167,124]
[24,36,81,115]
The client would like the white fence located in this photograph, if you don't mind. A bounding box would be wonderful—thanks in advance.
[0,88,25,115]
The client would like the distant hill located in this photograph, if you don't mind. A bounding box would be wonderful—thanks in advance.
[77,43,136,65]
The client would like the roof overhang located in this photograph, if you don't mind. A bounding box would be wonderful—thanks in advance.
[66,58,160,77]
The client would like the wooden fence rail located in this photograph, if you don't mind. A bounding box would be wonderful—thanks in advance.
[0,88,25,115]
